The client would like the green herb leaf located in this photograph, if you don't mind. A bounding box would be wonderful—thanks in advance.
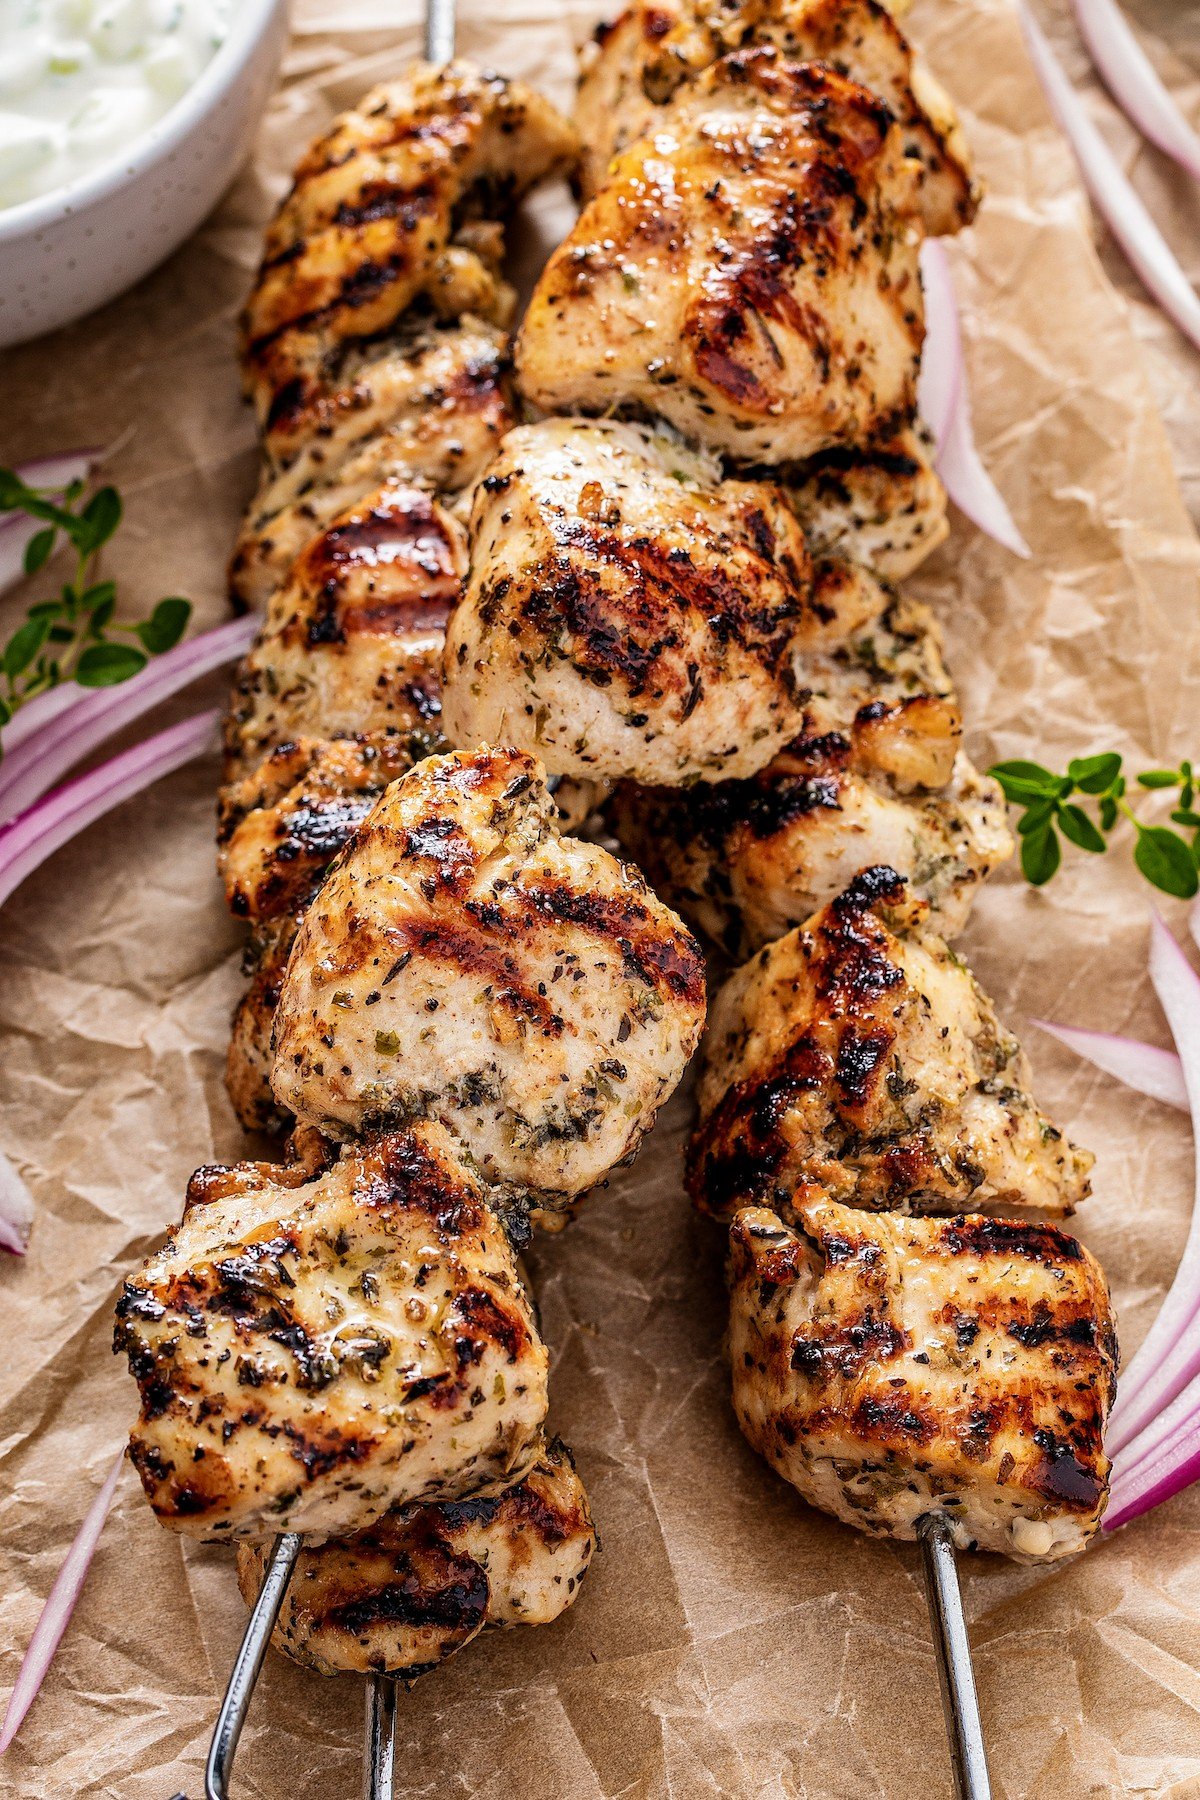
[1172,809,1200,829]
[1067,752,1123,794]
[1057,804,1106,853]
[989,760,1060,802]
[23,527,56,574]
[1017,799,1056,835]
[3,612,52,678]
[73,485,121,554]
[0,468,31,511]
[134,595,190,654]
[1021,825,1061,886]
[75,642,147,687]
[1138,769,1181,789]
[1133,826,1199,898]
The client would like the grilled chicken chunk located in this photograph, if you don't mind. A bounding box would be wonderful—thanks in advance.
[728,1200,1116,1559]
[575,0,976,238]
[223,482,459,785]
[610,575,1010,953]
[232,321,515,610]
[689,867,1093,1224]
[441,419,895,787]
[236,1435,595,1676]
[241,62,577,433]
[517,51,923,465]
[219,733,446,1132]
[611,740,1009,958]
[117,1125,547,1541]
[272,747,706,1205]
[783,425,949,581]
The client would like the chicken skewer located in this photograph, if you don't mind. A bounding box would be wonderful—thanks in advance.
[484,15,1117,1795]
[123,13,611,1792]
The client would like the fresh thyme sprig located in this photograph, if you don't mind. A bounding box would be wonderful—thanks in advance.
[0,463,191,750]
[989,753,1200,898]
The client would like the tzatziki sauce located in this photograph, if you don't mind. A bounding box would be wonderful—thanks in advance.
[0,0,232,212]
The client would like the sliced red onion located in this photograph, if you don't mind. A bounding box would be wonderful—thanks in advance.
[1,685,85,756]
[1073,0,1200,182]
[11,451,101,493]
[917,241,1030,557]
[0,710,220,910]
[0,1149,34,1256]
[917,240,963,455]
[937,374,1031,557]
[1021,4,1200,356]
[1032,1018,1188,1110]
[1109,1352,1200,1496]
[0,1449,125,1753]
[1106,916,1200,1454]
[0,615,255,825]
[1105,1376,1200,1530]
[0,451,101,597]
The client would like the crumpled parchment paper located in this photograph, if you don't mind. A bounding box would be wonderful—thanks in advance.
[4,1,1200,1794]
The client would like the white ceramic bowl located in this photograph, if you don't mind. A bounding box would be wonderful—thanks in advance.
[0,0,288,351]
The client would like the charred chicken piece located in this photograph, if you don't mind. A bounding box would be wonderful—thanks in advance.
[219,733,446,1133]
[610,734,1009,958]
[782,425,949,581]
[728,1199,1116,1560]
[232,320,515,610]
[219,732,444,926]
[219,737,604,1137]
[222,481,460,785]
[116,1124,548,1542]
[609,577,1010,954]
[236,1434,595,1676]
[575,0,977,237]
[241,62,577,433]
[517,51,923,465]
[441,418,896,787]
[689,867,1093,1224]
[272,746,707,1206]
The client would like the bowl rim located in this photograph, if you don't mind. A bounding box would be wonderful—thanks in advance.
[0,0,287,244]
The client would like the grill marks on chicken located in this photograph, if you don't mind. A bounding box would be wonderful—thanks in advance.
[117,1124,549,1541]
[518,51,923,465]
[223,481,461,785]
[219,733,447,1132]
[689,868,1093,1224]
[443,419,885,786]
[240,62,577,436]
[728,1201,1116,1559]
[608,584,1010,954]
[272,746,707,1205]
[236,1434,595,1676]
[232,321,515,611]
[575,0,977,239]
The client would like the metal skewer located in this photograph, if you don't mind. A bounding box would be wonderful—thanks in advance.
[205,1532,303,1800]
[425,0,456,66]
[364,1670,399,1800]
[917,1514,992,1800]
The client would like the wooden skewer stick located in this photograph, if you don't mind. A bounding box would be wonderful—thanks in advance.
[918,1514,993,1800]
